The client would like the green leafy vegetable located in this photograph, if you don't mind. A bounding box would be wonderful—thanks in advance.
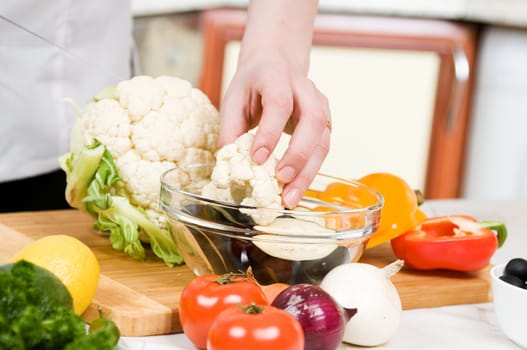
[0,260,119,350]
[65,308,120,350]
[59,139,183,266]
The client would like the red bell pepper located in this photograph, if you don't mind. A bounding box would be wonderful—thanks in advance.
[391,215,507,272]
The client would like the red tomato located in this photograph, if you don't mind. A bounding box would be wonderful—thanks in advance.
[207,304,304,350]
[179,273,267,349]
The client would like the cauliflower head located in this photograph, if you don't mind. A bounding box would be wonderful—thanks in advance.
[201,133,284,224]
[61,75,219,266]
[71,76,219,223]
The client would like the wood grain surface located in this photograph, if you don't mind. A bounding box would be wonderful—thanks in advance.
[0,209,491,336]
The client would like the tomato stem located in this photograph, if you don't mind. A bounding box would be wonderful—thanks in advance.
[215,272,245,285]
[239,302,264,314]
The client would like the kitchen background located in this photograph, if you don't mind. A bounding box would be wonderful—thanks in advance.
[131,0,527,201]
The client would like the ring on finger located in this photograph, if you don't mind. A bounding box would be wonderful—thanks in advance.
[326,118,332,132]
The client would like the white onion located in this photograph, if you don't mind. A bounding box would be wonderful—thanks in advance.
[320,260,404,346]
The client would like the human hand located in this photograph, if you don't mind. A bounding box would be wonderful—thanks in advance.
[219,53,331,208]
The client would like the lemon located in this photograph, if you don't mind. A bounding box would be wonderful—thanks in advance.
[11,234,100,315]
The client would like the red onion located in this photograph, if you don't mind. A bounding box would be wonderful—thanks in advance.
[271,284,357,350]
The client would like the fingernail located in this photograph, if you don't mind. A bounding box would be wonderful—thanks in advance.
[283,188,300,208]
[253,147,270,164]
[277,166,296,183]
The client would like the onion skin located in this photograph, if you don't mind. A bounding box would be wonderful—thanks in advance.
[271,284,356,350]
[320,261,403,346]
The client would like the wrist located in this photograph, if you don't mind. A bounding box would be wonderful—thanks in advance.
[238,0,318,74]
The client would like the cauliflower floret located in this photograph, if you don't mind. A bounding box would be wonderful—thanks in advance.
[201,182,233,203]
[72,99,132,157]
[115,150,176,226]
[117,76,164,121]
[132,110,186,162]
[71,75,220,226]
[202,133,284,224]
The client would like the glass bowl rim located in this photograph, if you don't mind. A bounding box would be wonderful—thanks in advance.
[160,163,384,216]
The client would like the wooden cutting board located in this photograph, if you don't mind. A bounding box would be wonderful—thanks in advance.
[0,210,195,337]
[0,209,492,336]
[361,242,492,310]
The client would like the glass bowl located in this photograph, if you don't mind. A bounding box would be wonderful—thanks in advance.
[160,164,383,285]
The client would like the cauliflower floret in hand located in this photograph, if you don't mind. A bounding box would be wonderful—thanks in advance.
[201,133,284,225]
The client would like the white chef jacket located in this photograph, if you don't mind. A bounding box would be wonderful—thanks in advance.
[0,0,134,182]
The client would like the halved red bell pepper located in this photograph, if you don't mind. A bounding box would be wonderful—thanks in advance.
[391,215,507,272]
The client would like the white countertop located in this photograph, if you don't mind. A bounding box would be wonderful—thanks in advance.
[131,0,527,28]
[118,199,527,350]
[119,303,519,350]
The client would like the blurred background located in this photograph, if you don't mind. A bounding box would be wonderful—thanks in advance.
[131,0,527,201]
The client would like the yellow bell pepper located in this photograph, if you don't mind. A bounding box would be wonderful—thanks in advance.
[358,173,427,248]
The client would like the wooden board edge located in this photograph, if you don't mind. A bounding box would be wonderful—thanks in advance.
[83,274,178,336]
[0,223,34,263]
